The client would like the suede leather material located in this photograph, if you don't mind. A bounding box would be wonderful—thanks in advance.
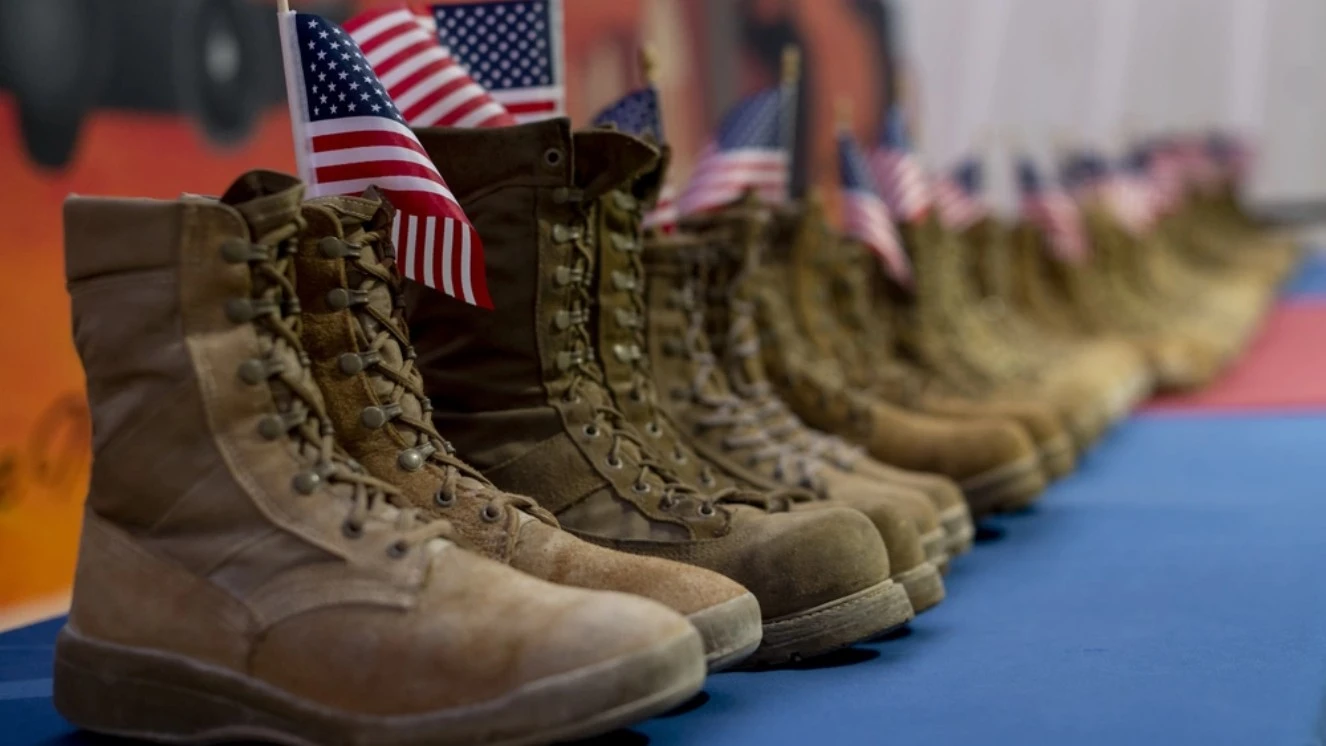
[61,172,697,722]
[689,202,1037,484]
[293,194,751,620]
[407,122,892,621]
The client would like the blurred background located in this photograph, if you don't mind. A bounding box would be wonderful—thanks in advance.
[1,0,1322,626]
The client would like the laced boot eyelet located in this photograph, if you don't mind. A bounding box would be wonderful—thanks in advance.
[645,422,662,437]
[221,238,267,263]
[434,491,455,508]
[342,521,364,539]
[583,423,601,438]
[632,481,651,494]
[697,504,716,517]
[238,357,283,385]
[338,351,381,375]
[292,470,322,494]
[318,236,361,259]
[658,494,676,510]
[361,403,403,429]
[605,455,623,469]
[700,473,717,487]
[386,541,410,559]
[543,148,564,167]
[673,451,688,465]
[480,503,503,522]
[326,288,370,311]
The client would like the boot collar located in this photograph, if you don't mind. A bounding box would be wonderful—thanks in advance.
[220,171,306,238]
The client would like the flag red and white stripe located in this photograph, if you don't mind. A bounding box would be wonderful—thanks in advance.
[932,176,986,233]
[343,5,515,129]
[644,184,679,233]
[1023,190,1089,263]
[868,148,931,225]
[843,188,911,286]
[280,9,491,308]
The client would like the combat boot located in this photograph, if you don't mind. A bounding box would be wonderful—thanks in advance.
[640,227,949,605]
[408,121,909,665]
[967,217,1153,440]
[54,171,706,745]
[785,199,1077,480]
[293,193,762,670]
[689,200,1044,517]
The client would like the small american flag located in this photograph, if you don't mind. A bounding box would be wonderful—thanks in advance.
[593,84,677,231]
[343,4,516,128]
[430,1,564,123]
[868,105,931,224]
[279,10,491,308]
[1143,140,1187,216]
[838,130,910,286]
[676,86,789,215]
[1209,132,1255,184]
[932,158,988,232]
[1018,158,1088,263]
[1066,153,1151,236]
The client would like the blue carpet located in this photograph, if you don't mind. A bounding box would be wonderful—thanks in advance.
[1281,251,1326,298]
[5,414,1326,746]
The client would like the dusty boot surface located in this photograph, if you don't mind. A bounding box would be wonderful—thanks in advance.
[56,171,706,746]
[293,193,761,671]
[408,121,908,666]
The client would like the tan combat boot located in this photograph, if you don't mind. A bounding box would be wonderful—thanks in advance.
[408,121,908,665]
[690,200,1045,517]
[783,199,1077,481]
[293,193,762,671]
[54,171,706,745]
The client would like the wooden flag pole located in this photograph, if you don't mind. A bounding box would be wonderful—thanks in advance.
[277,0,289,13]
[639,44,658,86]
[780,45,801,195]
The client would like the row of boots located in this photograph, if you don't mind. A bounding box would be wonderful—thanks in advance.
[53,120,1293,745]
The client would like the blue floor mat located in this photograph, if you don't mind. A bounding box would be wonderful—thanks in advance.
[1281,251,1326,298]
[5,414,1326,746]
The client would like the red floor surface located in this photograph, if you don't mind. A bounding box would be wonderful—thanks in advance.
[1145,299,1326,413]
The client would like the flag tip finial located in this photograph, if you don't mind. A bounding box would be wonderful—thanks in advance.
[781,45,801,85]
[277,0,290,13]
[639,44,658,85]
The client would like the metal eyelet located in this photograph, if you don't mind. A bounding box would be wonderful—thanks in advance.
[605,455,623,469]
[583,423,601,437]
[612,192,638,211]
[238,357,283,385]
[221,238,267,263]
[326,288,370,310]
[318,236,361,259]
[292,470,321,494]
[257,415,285,440]
[338,351,381,375]
[632,481,651,494]
[342,521,364,539]
[434,491,455,508]
[543,148,564,167]
[481,503,503,522]
[610,233,639,253]
[645,422,663,437]
[700,473,717,487]
[552,224,582,243]
[697,504,716,517]
[361,403,403,429]
[397,446,429,472]
[386,541,410,559]
[673,450,688,465]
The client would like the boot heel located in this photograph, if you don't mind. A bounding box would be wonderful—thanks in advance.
[53,627,290,744]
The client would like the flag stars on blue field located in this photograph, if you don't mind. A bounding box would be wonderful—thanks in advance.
[296,12,403,124]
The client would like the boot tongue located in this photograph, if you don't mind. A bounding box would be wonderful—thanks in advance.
[221,171,306,237]
[572,129,661,201]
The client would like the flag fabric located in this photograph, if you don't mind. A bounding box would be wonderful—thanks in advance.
[430,1,564,123]
[1065,153,1151,236]
[868,105,931,224]
[1174,137,1224,194]
[932,158,988,232]
[838,130,911,286]
[593,84,676,230]
[593,84,663,142]
[1018,158,1089,263]
[1209,132,1255,184]
[676,86,789,215]
[279,10,491,308]
[342,4,516,128]
[1144,140,1187,216]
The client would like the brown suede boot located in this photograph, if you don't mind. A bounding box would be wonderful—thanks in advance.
[292,193,762,671]
[607,174,944,606]
[781,199,1078,481]
[407,121,910,665]
[54,171,706,745]
[688,200,1045,518]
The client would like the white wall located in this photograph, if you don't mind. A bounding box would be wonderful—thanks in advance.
[894,0,1326,209]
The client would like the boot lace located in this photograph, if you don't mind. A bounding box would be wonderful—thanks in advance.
[322,221,558,528]
[553,194,728,520]
[225,218,454,555]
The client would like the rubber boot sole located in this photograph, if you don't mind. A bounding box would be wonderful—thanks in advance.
[961,454,1047,518]
[53,624,705,746]
[1039,433,1077,480]
[742,579,913,668]
[895,562,946,614]
[939,504,975,558]
[686,592,763,672]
